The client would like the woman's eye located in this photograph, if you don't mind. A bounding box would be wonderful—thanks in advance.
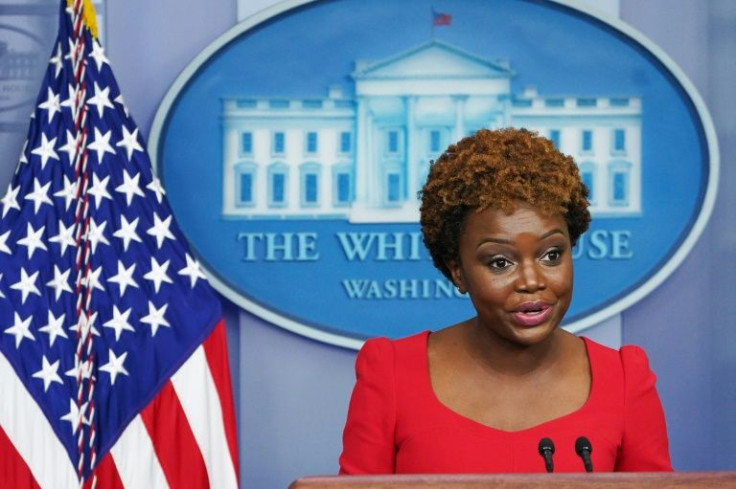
[543,249,562,263]
[489,257,512,270]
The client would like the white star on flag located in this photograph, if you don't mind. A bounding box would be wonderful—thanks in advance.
[103,306,135,341]
[116,126,144,160]
[179,253,207,288]
[87,127,116,164]
[140,301,170,337]
[107,260,139,296]
[86,172,113,208]
[144,257,172,292]
[16,223,47,259]
[32,355,63,392]
[99,349,129,385]
[38,87,61,123]
[48,220,77,256]
[53,174,79,211]
[24,177,53,213]
[115,169,145,205]
[38,310,69,347]
[86,81,114,117]
[31,133,59,169]
[113,215,142,251]
[60,400,89,435]
[0,230,11,254]
[46,265,73,300]
[147,212,176,249]
[10,267,41,304]
[1,183,20,217]
[4,312,35,348]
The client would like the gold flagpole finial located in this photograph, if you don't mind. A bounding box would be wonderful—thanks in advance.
[66,0,99,39]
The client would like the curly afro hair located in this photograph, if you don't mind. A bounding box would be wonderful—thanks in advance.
[420,127,590,281]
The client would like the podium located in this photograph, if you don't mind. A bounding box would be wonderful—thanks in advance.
[289,472,736,488]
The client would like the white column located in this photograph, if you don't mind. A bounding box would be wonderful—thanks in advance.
[405,96,417,203]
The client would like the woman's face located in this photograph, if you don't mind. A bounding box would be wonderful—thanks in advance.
[448,203,573,347]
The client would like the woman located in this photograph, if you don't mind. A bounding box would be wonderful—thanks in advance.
[339,128,672,474]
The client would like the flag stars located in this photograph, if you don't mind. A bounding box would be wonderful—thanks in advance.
[37,87,61,123]
[32,355,63,392]
[179,253,207,288]
[116,126,143,161]
[69,311,100,340]
[53,174,78,211]
[115,169,145,205]
[24,178,53,213]
[60,400,89,435]
[1,183,20,217]
[10,267,41,304]
[108,261,138,297]
[3,312,34,348]
[144,257,172,293]
[147,176,166,203]
[60,84,80,116]
[147,213,175,249]
[38,310,68,347]
[99,349,129,385]
[87,128,116,165]
[86,81,114,117]
[46,265,73,300]
[87,218,111,253]
[58,129,79,164]
[82,266,105,294]
[113,215,142,251]
[49,220,77,256]
[48,42,63,78]
[87,173,113,208]
[89,40,109,71]
[31,133,59,169]
[17,223,47,259]
[103,306,135,341]
[140,301,170,337]
[64,356,92,382]
[0,230,11,254]
[114,93,130,118]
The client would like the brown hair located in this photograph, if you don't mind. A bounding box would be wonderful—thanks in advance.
[420,127,590,281]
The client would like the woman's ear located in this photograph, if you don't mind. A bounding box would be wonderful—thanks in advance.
[447,259,467,294]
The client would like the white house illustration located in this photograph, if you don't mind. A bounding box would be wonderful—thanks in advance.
[221,40,642,222]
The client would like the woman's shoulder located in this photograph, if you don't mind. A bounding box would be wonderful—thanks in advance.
[359,330,430,360]
[582,336,653,377]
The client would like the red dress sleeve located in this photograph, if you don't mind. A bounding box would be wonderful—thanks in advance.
[339,338,397,474]
[615,346,673,471]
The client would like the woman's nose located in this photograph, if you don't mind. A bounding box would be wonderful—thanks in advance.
[515,261,546,292]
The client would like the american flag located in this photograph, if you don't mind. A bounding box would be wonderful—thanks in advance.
[432,10,452,26]
[0,1,238,487]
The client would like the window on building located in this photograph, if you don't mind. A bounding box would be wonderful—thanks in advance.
[579,162,596,203]
[429,129,442,153]
[332,164,353,206]
[337,173,351,204]
[582,130,593,152]
[387,130,400,154]
[273,131,285,154]
[549,129,561,149]
[608,161,632,206]
[613,129,626,152]
[241,132,253,154]
[268,163,288,206]
[235,162,257,207]
[306,131,318,154]
[340,132,351,153]
[300,163,320,206]
[387,173,400,203]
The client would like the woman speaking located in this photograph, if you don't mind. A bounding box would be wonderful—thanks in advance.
[339,128,672,474]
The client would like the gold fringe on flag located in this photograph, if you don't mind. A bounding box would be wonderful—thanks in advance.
[66,0,99,39]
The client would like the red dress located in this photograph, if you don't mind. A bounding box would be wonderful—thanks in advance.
[339,332,672,474]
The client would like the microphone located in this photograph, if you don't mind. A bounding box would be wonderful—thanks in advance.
[537,437,555,473]
[575,436,593,472]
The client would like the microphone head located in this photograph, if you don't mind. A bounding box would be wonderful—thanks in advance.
[575,436,592,455]
[538,437,555,454]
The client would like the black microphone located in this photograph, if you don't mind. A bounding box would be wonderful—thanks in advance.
[575,436,593,472]
[538,437,555,473]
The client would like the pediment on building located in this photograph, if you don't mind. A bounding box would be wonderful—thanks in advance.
[352,40,514,80]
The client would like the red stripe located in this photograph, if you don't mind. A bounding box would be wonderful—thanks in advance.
[140,380,210,489]
[202,319,240,481]
[0,425,41,489]
[83,452,124,489]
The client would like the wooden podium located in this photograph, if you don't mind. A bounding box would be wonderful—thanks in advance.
[289,472,736,489]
